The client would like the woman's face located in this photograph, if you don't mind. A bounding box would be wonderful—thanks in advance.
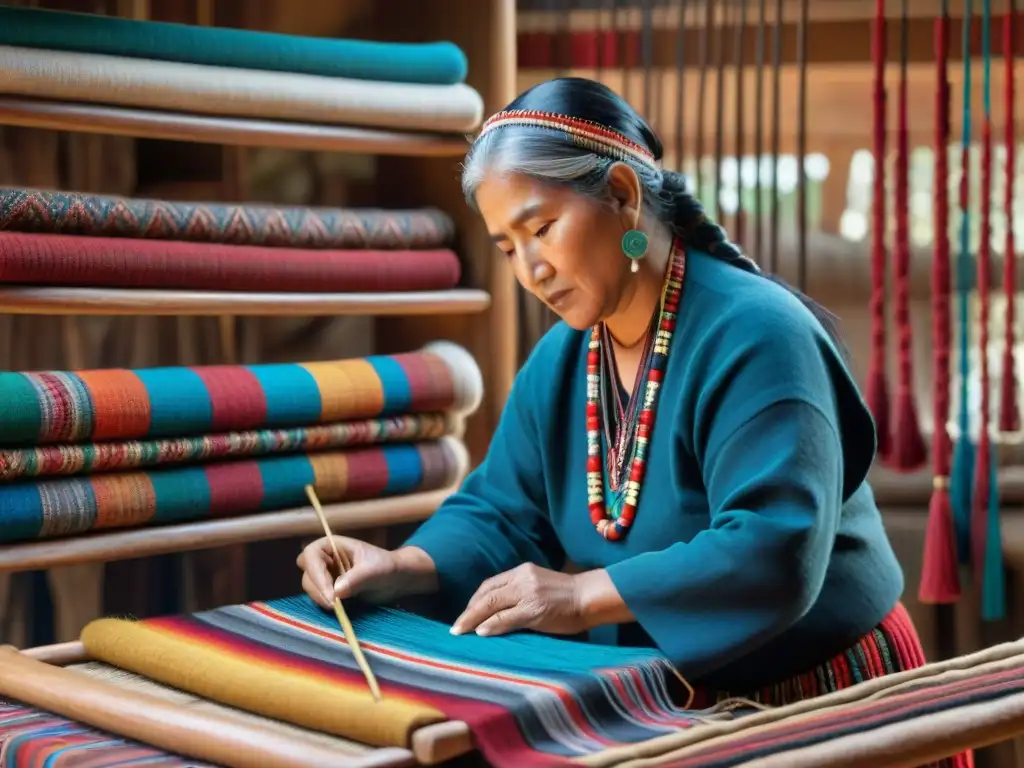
[475,165,643,330]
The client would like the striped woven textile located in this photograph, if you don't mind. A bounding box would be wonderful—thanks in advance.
[0,413,450,482]
[0,440,459,544]
[0,702,212,767]
[0,5,468,85]
[0,232,462,293]
[77,596,1005,768]
[0,188,455,249]
[0,349,460,446]
[82,595,704,762]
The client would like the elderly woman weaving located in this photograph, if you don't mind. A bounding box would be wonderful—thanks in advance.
[298,77,964,754]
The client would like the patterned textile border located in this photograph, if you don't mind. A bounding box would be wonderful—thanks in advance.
[0,413,451,482]
[0,232,461,293]
[0,702,212,767]
[0,440,459,544]
[0,350,458,447]
[0,188,455,248]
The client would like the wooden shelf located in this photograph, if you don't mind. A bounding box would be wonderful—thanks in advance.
[0,97,472,157]
[0,287,491,316]
[0,485,457,573]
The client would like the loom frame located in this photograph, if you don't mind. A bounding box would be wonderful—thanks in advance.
[9,637,1024,767]
[1,643,475,768]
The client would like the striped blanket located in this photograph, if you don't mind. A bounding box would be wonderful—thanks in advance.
[0,440,459,543]
[77,595,1022,767]
[0,350,459,446]
[0,188,455,249]
[0,703,211,767]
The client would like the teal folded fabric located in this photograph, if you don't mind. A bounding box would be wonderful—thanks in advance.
[0,5,468,85]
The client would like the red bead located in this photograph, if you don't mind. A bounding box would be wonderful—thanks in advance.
[649,369,664,382]
[587,416,599,430]
[630,465,643,481]
[639,410,654,426]
[587,456,601,472]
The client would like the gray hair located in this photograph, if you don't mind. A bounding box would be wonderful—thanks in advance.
[460,126,679,225]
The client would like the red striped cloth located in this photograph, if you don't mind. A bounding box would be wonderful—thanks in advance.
[0,232,461,292]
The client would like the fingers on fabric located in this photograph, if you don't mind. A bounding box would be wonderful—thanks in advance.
[297,540,337,606]
[451,583,520,636]
[301,572,332,610]
[475,603,535,637]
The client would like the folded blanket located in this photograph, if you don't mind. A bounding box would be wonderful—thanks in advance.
[0,232,462,293]
[0,438,463,543]
[0,344,480,446]
[0,413,451,482]
[0,188,455,249]
[0,5,468,85]
[0,46,484,133]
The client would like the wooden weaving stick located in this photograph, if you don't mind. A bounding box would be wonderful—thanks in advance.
[304,484,382,702]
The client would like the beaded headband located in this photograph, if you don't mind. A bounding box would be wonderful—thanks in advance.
[478,109,659,171]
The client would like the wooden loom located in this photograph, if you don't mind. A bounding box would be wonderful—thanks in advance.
[4,3,1024,768]
[9,629,1024,767]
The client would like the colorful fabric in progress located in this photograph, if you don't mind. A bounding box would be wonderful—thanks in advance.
[78,595,999,767]
[0,440,458,543]
[0,232,461,292]
[0,5,468,85]
[0,188,455,248]
[0,413,449,482]
[0,702,211,767]
[0,350,458,446]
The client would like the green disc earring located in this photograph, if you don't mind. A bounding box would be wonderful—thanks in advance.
[621,229,649,273]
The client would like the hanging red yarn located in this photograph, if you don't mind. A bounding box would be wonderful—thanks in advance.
[971,18,996,581]
[999,2,1019,434]
[888,0,928,471]
[867,0,892,460]
[920,4,960,604]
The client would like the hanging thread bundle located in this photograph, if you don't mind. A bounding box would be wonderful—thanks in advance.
[920,0,961,605]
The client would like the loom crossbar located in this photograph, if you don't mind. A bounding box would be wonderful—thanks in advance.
[0,645,474,767]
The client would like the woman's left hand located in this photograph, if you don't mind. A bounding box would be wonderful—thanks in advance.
[450,563,586,637]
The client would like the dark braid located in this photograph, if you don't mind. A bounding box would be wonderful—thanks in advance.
[660,170,849,361]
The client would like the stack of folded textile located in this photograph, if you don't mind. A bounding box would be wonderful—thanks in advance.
[0,187,464,293]
[0,5,483,135]
[0,342,479,545]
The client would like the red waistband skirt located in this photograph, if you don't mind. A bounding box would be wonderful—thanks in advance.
[700,602,974,768]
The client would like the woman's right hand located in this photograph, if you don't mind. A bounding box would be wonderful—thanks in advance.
[297,537,438,609]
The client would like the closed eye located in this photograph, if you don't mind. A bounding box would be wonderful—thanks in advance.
[534,222,553,238]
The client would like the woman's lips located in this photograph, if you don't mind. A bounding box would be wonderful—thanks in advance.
[547,288,572,308]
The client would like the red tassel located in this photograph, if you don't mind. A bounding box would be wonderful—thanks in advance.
[869,0,892,460]
[919,8,960,605]
[920,481,961,603]
[999,4,1019,434]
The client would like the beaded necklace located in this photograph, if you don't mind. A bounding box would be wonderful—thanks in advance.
[586,241,686,541]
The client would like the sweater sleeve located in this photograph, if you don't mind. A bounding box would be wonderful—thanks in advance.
[402,366,564,611]
[603,309,856,678]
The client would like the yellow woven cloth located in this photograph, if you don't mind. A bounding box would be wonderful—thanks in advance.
[81,617,445,748]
